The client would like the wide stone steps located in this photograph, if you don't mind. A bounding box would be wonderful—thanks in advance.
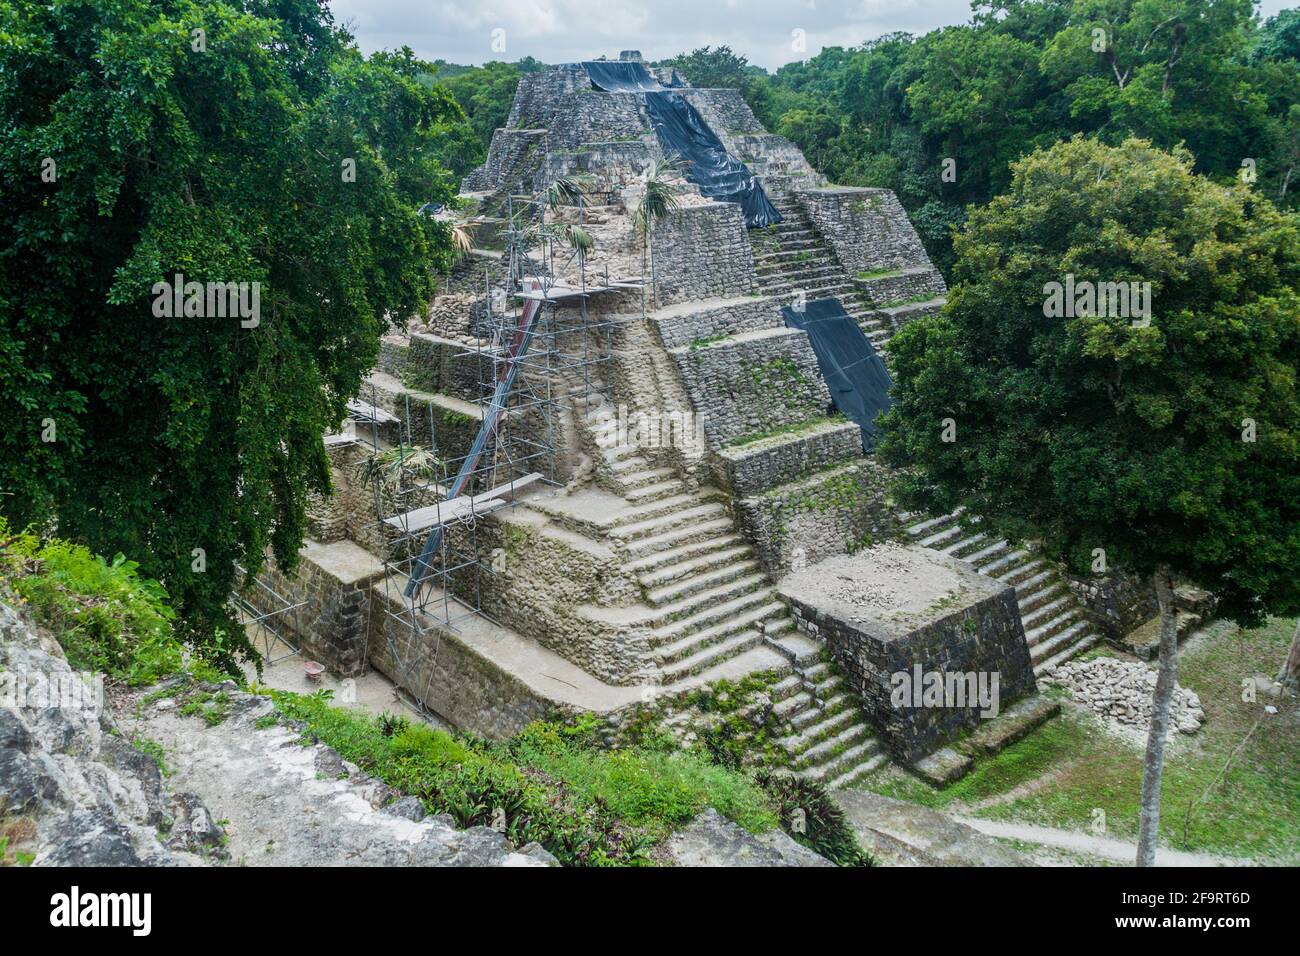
[634,572,773,627]
[649,595,789,649]
[609,499,729,543]
[754,249,837,266]
[905,511,1100,674]
[784,691,852,731]
[617,466,678,492]
[644,558,762,607]
[621,531,747,576]
[757,649,892,788]
[636,543,755,590]
[657,615,798,679]
[777,706,862,756]
[624,478,687,505]
[821,748,891,791]
[757,264,839,281]
[1018,580,1068,617]
[622,516,741,559]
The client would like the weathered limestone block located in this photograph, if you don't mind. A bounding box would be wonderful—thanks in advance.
[778,545,1036,763]
[713,417,861,496]
[245,539,387,678]
[651,203,759,306]
[671,328,829,449]
[737,460,896,577]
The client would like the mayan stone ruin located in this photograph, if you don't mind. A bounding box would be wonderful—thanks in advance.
[247,52,1129,787]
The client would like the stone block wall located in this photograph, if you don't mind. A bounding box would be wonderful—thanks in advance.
[650,203,758,306]
[669,329,829,449]
[463,129,547,193]
[652,296,782,350]
[1065,569,1159,640]
[855,268,947,309]
[713,417,860,496]
[453,515,653,686]
[394,334,490,405]
[366,374,483,465]
[798,187,930,275]
[737,460,896,577]
[367,582,566,739]
[244,539,386,678]
[505,65,591,129]
[780,552,1037,763]
[542,142,655,190]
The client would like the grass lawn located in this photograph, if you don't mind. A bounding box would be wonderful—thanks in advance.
[863,617,1299,862]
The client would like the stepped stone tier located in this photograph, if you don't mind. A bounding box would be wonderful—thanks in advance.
[778,545,1037,763]
[248,55,1125,784]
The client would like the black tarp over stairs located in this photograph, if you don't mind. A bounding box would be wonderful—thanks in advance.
[782,297,893,450]
[581,61,781,227]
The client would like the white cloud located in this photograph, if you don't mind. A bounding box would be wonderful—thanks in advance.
[328,0,1297,71]
[328,0,973,69]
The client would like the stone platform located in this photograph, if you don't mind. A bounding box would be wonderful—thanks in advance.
[778,543,1036,762]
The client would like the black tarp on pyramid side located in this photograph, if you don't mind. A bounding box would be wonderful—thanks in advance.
[580,61,781,228]
[580,60,664,92]
[782,297,893,450]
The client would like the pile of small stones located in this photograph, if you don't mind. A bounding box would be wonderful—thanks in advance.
[1043,656,1205,736]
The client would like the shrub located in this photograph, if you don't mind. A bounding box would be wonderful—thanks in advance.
[755,770,874,867]
[0,519,184,684]
[270,692,777,866]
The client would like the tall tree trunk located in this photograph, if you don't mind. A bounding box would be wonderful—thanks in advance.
[1276,619,1300,689]
[1136,564,1180,866]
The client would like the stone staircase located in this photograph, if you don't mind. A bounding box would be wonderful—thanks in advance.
[539,394,890,786]
[767,658,890,790]
[750,190,948,355]
[750,192,894,355]
[904,511,1100,673]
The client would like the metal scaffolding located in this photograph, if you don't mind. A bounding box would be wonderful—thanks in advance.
[230,564,307,667]
[364,188,643,713]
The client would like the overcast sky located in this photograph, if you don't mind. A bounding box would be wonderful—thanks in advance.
[327,0,1293,71]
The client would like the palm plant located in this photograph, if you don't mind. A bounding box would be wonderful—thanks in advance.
[361,445,444,488]
[632,155,686,308]
[449,221,477,259]
[546,173,597,213]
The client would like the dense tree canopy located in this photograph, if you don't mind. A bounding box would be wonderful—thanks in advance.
[0,0,462,669]
[878,137,1300,626]
[724,1,1300,272]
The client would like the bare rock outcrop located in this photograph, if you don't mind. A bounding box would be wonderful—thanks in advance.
[0,600,217,866]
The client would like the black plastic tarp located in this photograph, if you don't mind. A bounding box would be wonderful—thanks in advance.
[580,62,781,227]
[580,60,664,93]
[782,297,893,449]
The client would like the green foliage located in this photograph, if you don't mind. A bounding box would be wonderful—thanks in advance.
[879,137,1300,626]
[269,691,778,866]
[632,155,687,238]
[509,721,778,836]
[132,736,170,776]
[0,519,184,684]
[755,770,875,867]
[360,446,445,487]
[700,1,1300,272]
[178,688,232,726]
[0,1,459,673]
[869,620,1300,860]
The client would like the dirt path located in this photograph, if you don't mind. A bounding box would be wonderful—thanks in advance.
[952,816,1246,867]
